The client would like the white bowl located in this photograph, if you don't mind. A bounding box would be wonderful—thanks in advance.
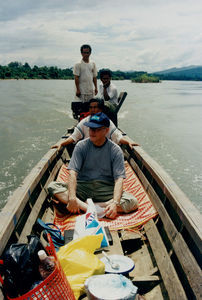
[100,254,135,274]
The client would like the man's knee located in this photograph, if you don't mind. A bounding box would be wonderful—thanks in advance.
[47,181,68,196]
[120,192,138,213]
[47,181,69,214]
[47,181,69,203]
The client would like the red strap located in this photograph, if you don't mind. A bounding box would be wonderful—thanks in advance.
[0,260,4,285]
[79,112,90,120]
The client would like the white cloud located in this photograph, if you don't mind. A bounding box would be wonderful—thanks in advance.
[0,0,202,71]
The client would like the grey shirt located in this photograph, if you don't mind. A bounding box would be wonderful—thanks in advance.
[68,138,125,182]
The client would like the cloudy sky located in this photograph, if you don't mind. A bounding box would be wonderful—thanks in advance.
[0,0,202,72]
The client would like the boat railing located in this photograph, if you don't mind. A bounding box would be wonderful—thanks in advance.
[114,91,127,114]
[122,140,202,299]
[0,144,70,256]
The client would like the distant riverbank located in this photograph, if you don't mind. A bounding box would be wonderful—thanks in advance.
[1,62,202,81]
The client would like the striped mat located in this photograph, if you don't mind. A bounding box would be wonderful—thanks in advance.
[54,162,158,232]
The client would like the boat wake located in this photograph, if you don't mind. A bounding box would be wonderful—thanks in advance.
[118,110,128,119]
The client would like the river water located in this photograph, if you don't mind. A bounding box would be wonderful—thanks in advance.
[0,80,201,212]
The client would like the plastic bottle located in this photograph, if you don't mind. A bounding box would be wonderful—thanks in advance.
[38,250,56,280]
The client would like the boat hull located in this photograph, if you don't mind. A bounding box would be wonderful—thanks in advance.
[0,132,201,299]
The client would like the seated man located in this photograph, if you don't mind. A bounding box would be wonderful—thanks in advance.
[48,113,138,219]
[51,98,139,150]
[99,69,118,124]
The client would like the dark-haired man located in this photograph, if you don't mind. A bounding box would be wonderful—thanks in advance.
[99,69,118,124]
[51,98,139,150]
[73,44,98,102]
[100,69,118,107]
[48,113,138,219]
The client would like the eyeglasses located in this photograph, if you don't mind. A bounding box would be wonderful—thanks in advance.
[82,51,90,54]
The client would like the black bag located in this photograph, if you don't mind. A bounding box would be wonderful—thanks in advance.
[1,235,45,298]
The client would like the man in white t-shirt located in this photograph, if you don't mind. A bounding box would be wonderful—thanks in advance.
[73,44,98,103]
[51,98,139,150]
[99,69,119,125]
[100,69,118,107]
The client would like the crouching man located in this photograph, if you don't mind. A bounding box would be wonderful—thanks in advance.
[48,113,138,219]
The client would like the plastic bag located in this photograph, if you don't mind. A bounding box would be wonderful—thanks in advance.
[57,234,105,300]
[74,198,109,248]
[1,235,44,298]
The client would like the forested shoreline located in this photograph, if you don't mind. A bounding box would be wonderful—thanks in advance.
[0,62,145,80]
[0,62,201,81]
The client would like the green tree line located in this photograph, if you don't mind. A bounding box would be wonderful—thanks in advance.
[0,62,73,79]
[0,62,145,80]
[1,62,201,81]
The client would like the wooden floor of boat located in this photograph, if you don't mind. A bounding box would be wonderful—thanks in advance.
[43,208,166,300]
[78,228,166,299]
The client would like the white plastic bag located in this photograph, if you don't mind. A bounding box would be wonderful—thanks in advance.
[73,199,109,247]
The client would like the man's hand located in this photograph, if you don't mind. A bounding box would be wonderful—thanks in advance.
[94,88,98,95]
[129,142,140,149]
[104,202,118,219]
[119,137,140,150]
[51,143,62,150]
[67,196,80,214]
[76,89,81,97]
[103,82,110,89]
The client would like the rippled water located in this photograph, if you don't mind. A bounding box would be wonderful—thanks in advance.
[0,79,201,212]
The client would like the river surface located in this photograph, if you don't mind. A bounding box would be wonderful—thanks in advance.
[0,80,201,212]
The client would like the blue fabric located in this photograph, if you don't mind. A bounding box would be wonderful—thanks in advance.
[37,218,64,250]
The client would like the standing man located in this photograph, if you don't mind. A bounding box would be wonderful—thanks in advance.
[73,44,98,103]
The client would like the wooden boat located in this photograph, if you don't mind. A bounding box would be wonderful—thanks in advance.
[0,93,201,300]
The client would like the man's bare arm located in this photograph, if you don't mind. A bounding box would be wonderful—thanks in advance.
[103,87,110,101]
[113,177,123,204]
[51,137,75,150]
[74,75,81,97]
[119,137,139,149]
[93,77,98,95]
[67,170,80,213]
[105,177,123,219]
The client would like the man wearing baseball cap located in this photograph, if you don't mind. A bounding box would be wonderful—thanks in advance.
[48,113,138,219]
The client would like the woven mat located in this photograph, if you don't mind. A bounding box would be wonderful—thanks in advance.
[54,162,158,232]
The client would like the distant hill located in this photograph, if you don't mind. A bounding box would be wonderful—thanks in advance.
[152,66,202,81]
